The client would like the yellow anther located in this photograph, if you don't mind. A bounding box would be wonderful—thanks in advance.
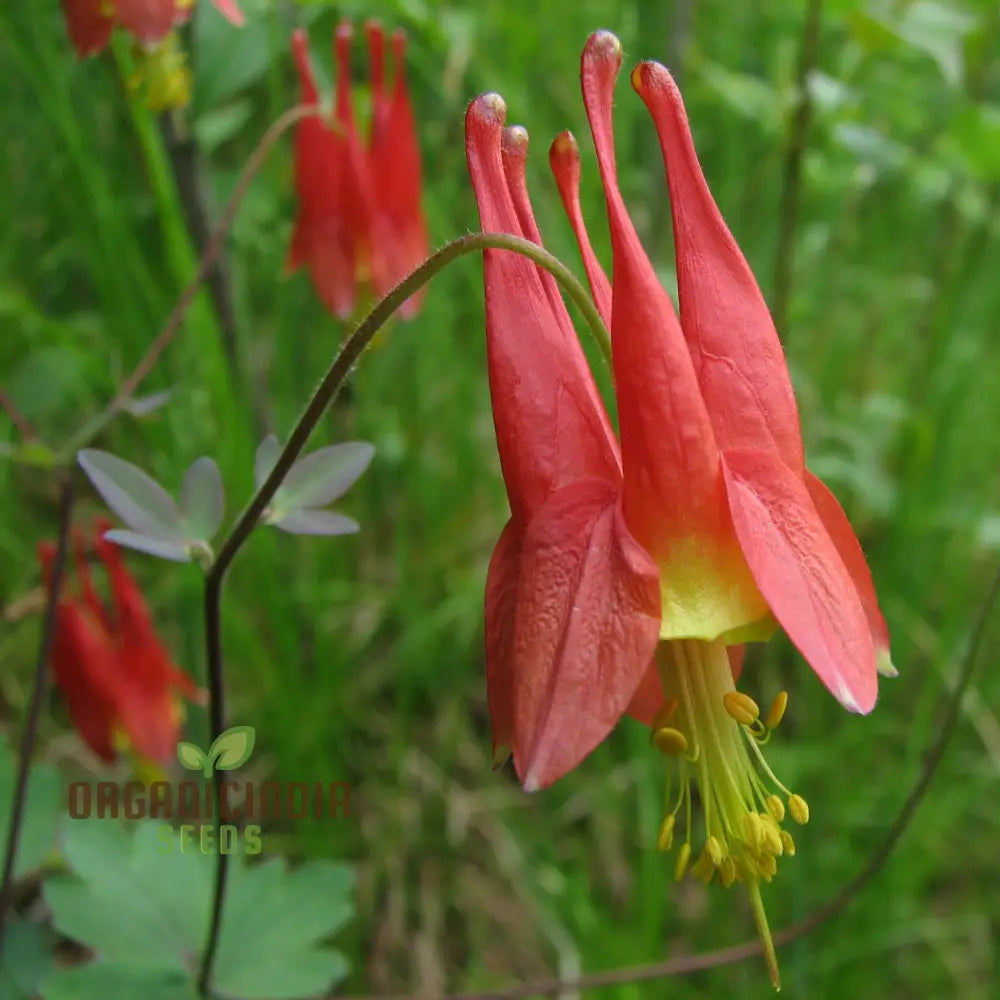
[656,814,675,853]
[765,794,786,822]
[780,830,796,856]
[650,698,679,731]
[722,691,760,727]
[742,811,764,849]
[719,856,737,888]
[692,848,715,884]
[706,836,724,867]
[788,794,810,825]
[733,856,751,882]
[758,853,777,881]
[651,726,688,756]
[766,691,789,729]
[759,814,783,856]
[674,842,691,881]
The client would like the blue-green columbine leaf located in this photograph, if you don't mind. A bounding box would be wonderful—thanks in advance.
[179,456,224,543]
[102,530,191,563]
[253,434,281,490]
[271,509,361,536]
[274,442,374,511]
[77,450,183,542]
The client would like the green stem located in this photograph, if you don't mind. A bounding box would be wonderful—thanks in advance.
[194,230,610,996]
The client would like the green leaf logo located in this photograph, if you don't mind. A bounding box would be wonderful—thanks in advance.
[175,726,256,777]
[208,726,256,771]
[177,741,208,773]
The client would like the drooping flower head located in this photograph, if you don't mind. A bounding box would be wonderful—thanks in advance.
[467,31,893,985]
[60,0,244,109]
[287,22,427,320]
[39,521,202,767]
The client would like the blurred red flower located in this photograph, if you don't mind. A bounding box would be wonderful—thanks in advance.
[39,522,203,766]
[61,0,244,59]
[287,21,428,320]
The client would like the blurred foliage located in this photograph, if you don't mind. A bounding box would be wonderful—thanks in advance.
[1,0,999,998]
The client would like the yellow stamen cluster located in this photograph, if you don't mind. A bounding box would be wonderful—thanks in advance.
[649,641,810,891]
[128,33,192,111]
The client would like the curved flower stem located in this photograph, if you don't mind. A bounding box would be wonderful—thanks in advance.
[195,231,609,995]
[338,560,1000,1000]
[61,103,321,460]
[0,473,76,954]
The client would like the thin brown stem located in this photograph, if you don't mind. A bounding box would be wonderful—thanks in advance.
[0,387,37,442]
[0,473,76,951]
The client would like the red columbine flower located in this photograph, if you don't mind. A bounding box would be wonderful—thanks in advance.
[468,31,894,985]
[39,522,202,766]
[288,22,427,320]
[61,0,244,58]
[61,1,243,109]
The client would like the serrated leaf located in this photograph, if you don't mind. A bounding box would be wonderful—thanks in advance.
[0,921,52,999]
[272,509,361,536]
[273,442,375,511]
[102,529,191,563]
[253,434,280,490]
[0,741,62,879]
[46,819,354,1000]
[176,742,207,772]
[208,725,255,770]
[78,450,182,541]
[179,456,224,542]
[41,964,201,1000]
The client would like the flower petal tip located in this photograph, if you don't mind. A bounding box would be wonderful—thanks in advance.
[833,674,876,716]
[876,650,898,678]
[502,124,530,153]
[585,30,623,66]
[630,59,674,98]
[550,130,579,160]
[469,92,507,128]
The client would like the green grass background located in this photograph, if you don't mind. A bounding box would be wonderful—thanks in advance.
[2,0,999,997]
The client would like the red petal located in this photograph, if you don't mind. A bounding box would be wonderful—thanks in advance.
[501,126,574,343]
[484,519,521,756]
[368,28,428,316]
[510,479,661,789]
[465,92,620,521]
[625,660,661,725]
[580,33,724,561]
[115,0,176,44]
[722,448,877,713]
[288,30,355,316]
[50,604,121,762]
[804,471,893,671]
[334,22,385,302]
[548,130,613,328]
[60,0,113,58]
[633,62,805,473]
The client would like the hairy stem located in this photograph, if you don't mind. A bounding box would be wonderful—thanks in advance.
[0,474,76,951]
